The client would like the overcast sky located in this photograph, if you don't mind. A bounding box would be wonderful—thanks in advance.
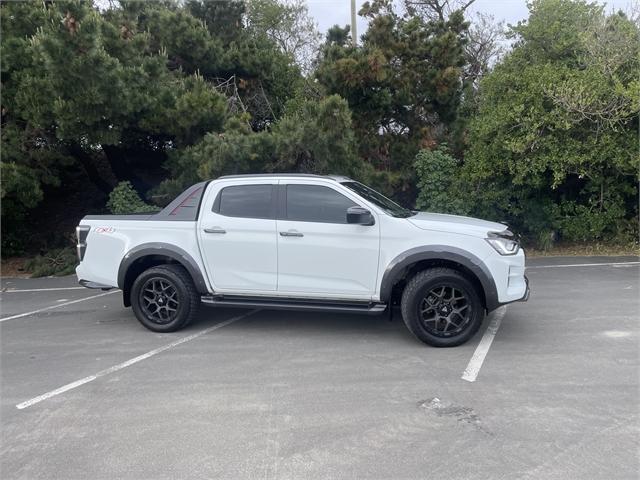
[307,0,636,40]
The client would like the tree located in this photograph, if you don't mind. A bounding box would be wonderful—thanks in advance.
[316,0,471,201]
[6,0,635,260]
[271,95,363,175]
[414,145,468,214]
[246,0,321,73]
[1,1,79,254]
[157,94,366,200]
[404,0,477,22]
[0,0,304,254]
[4,0,228,191]
[185,0,304,123]
[185,0,246,44]
[462,13,504,90]
[463,0,639,243]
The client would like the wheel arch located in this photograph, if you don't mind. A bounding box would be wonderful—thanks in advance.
[379,246,499,312]
[118,243,209,307]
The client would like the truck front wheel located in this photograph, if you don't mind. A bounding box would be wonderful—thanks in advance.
[400,268,484,347]
[131,264,199,332]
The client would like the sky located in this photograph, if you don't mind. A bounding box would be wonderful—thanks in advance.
[306,0,636,39]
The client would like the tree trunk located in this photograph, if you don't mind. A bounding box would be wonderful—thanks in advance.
[67,142,114,194]
[102,144,144,187]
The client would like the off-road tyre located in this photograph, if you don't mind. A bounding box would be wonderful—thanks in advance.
[400,267,484,347]
[131,264,200,332]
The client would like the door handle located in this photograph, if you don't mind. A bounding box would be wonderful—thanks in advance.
[280,230,303,237]
[204,227,226,234]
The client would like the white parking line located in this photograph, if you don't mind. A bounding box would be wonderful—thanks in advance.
[16,309,259,410]
[527,261,639,269]
[1,286,86,293]
[461,307,507,382]
[0,291,118,323]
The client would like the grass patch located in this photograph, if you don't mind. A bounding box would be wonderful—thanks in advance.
[527,242,640,257]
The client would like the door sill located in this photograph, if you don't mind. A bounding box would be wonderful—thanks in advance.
[201,294,387,315]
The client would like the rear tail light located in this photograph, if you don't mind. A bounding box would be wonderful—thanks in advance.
[76,225,90,261]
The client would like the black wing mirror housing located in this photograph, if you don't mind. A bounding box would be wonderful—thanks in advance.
[347,206,375,226]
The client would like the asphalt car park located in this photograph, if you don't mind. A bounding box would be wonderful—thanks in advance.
[1,256,638,479]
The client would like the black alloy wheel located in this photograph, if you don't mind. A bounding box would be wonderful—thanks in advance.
[419,285,472,337]
[139,277,180,325]
[130,264,199,332]
[400,267,485,347]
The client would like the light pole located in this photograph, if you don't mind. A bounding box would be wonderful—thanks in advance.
[351,0,357,46]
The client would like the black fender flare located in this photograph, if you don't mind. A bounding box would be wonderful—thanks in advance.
[379,246,500,312]
[117,242,210,294]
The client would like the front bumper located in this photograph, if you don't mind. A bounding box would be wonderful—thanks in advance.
[483,247,530,310]
[515,275,530,302]
[493,274,529,311]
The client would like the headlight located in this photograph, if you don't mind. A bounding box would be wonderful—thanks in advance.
[486,230,519,255]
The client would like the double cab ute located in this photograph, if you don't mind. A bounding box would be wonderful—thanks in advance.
[76,174,529,347]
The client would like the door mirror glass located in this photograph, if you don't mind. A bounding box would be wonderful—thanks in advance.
[346,206,374,226]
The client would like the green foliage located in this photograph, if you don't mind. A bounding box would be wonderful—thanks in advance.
[272,95,363,176]
[1,0,302,255]
[549,179,637,243]
[246,0,321,71]
[159,94,368,197]
[2,0,638,259]
[414,146,468,215]
[316,0,470,183]
[24,248,78,277]
[157,116,275,201]
[463,0,639,245]
[1,221,30,257]
[107,182,158,214]
[186,0,246,44]
[552,202,622,243]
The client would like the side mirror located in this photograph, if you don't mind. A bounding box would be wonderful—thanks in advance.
[347,206,375,226]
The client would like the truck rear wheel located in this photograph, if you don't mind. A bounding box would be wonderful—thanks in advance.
[400,268,484,347]
[131,264,199,332]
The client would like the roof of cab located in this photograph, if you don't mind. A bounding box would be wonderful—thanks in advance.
[217,173,353,182]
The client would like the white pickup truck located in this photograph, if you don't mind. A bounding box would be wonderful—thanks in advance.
[76,174,529,347]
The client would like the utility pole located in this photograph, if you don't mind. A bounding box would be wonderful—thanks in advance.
[351,0,357,46]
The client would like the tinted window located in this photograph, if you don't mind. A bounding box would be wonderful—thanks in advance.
[217,185,273,219]
[286,185,357,223]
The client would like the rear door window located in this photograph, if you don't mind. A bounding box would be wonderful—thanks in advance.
[214,184,274,219]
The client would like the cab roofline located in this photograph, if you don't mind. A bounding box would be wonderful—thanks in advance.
[216,173,353,182]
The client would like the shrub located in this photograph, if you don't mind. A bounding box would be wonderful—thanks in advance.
[414,146,469,215]
[24,248,77,277]
[1,221,29,257]
[107,182,158,214]
[552,200,627,243]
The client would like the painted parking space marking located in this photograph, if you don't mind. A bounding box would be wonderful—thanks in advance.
[1,286,86,293]
[602,330,632,339]
[527,261,640,269]
[461,306,507,383]
[16,310,259,410]
[0,291,119,323]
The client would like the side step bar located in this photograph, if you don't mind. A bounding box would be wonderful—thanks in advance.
[201,295,387,315]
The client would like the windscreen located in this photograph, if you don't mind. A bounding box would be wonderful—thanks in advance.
[341,181,414,218]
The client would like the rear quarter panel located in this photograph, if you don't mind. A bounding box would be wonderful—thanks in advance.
[75,219,207,290]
